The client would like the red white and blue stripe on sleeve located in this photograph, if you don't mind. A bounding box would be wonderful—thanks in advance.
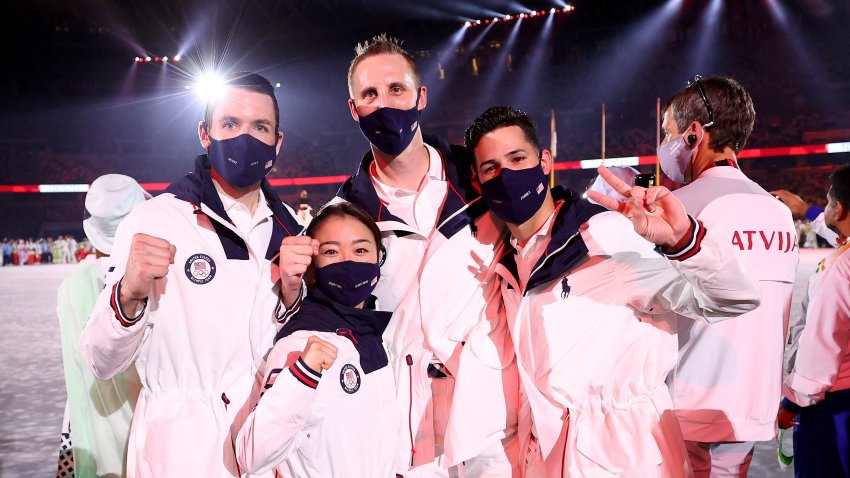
[275,281,305,324]
[661,216,707,262]
[289,357,322,389]
[110,278,148,327]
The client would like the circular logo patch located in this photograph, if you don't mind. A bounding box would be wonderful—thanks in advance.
[339,364,361,394]
[184,253,216,285]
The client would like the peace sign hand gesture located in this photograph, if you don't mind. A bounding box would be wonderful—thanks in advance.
[586,166,694,249]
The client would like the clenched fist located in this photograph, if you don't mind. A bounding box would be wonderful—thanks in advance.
[120,233,176,312]
[278,235,319,307]
[301,336,338,372]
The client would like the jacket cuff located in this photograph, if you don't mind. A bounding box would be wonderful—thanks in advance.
[659,216,706,261]
[780,397,803,415]
[110,278,148,327]
[289,357,322,389]
[805,205,824,222]
[276,280,305,323]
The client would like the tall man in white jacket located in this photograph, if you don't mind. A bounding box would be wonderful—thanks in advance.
[465,106,761,477]
[297,34,519,477]
[80,72,304,478]
[660,76,799,477]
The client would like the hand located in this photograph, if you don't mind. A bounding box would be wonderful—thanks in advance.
[278,235,319,307]
[121,233,176,311]
[586,166,691,248]
[777,405,799,429]
[770,189,810,220]
[301,336,338,372]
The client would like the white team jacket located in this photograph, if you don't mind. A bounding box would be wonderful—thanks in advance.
[495,195,761,477]
[784,243,850,406]
[334,135,519,473]
[237,330,398,477]
[80,157,303,478]
[669,166,799,442]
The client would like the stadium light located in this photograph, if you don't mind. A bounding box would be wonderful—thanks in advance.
[194,72,226,102]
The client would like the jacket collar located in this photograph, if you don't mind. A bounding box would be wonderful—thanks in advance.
[165,154,303,261]
[276,288,392,374]
[498,187,606,294]
[335,134,487,239]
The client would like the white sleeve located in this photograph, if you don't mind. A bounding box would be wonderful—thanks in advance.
[236,335,323,475]
[624,216,762,322]
[812,212,840,247]
[784,257,850,406]
[79,209,151,380]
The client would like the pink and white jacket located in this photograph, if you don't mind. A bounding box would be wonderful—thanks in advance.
[669,166,798,442]
[494,188,761,477]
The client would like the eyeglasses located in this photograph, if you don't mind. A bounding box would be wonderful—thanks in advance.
[686,75,715,129]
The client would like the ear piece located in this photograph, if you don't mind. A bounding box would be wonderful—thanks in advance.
[687,134,697,146]
[378,245,387,267]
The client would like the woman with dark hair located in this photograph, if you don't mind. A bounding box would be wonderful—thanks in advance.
[237,202,398,477]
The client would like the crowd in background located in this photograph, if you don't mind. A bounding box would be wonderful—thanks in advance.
[1,236,91,266]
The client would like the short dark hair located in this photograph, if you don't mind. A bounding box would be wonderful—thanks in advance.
[665,76,755,154]
[829,164,850,209]
[464,106,541,157]
[204,71,279,132]
[347,33,421,97]
[305,202,383,265]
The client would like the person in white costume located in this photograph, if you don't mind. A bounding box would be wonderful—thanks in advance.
[778,165,850,477]
[237,202,398,477]
[655,76,799,477]
[57,174,148,477]
[277,35,519,478]
[464,106,761,477]
[80,72,303,478]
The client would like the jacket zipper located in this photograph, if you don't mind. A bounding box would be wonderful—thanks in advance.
[405,354,416,467]
[221,393,243,477]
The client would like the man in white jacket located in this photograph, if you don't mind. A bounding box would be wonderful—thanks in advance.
[80,72,303,478]
[465,106,761,477]
[298,34,519,477]
[778,165,850,477]
[660,76,799,477]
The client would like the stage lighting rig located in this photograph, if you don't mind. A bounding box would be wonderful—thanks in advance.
[463,5,574,28]
[133,54,183,63]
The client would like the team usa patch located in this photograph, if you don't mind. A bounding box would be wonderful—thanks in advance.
[340,364,361,394]
[184,253,216,284]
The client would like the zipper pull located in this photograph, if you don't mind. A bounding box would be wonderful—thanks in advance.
[221,392,230,410]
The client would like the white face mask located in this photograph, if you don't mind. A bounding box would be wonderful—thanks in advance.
[657,135,695,184]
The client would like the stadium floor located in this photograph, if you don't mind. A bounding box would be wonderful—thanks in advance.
[0,248,830,477]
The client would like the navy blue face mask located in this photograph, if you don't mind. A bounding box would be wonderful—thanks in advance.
[356,90,421,156]
[207,133,277,188]
[480,165,548,225]
[313,260,381,308]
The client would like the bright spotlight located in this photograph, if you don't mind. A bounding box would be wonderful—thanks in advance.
[530,11,537,16]
[174,55,182,61]
[550,7,556,13]
[519,13,526,18]
[145,56,152,62]
[162,56,169,62]
[476,19,482,24]
[134,56,140,62]
[464,21,471,27]
[275,82,281,88]
[195,73,226,101]
[493,17,499,22]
